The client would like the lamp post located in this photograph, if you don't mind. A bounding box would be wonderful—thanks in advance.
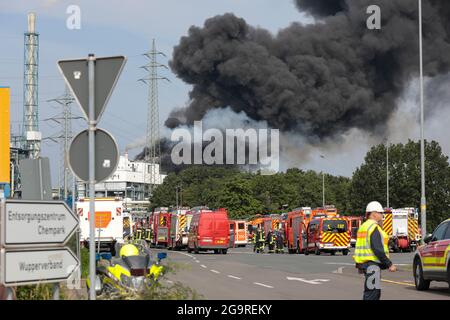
[320,155,325,207]
[386,140,390,209]
[418,0,427,241]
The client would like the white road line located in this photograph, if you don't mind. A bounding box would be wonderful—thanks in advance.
[166,280,173,284]
[254,282,273,289]
[211,269,220,274]
[333,267,344,274]
[194,260,200,263]
[286,277,330,285]
[227,275,241,280]
[200,264,207,268]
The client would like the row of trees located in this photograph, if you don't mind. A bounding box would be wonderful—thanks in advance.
[151,140,450,230]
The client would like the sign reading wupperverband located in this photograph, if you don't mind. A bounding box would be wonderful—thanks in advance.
[1,200,79,247]
[0,248,79,286]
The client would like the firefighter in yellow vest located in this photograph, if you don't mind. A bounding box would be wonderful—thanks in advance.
[353,201,397,300]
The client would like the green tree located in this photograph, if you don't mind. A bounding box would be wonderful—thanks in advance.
[350,140,450,229]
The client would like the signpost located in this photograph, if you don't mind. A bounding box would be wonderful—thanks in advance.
[68,128,119,183]
[58,54,126,300]
[0,248,79,286]
[1,200,78,247]
[0,200,80,299]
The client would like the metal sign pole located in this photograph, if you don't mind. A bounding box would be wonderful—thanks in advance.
[88,54,96,300]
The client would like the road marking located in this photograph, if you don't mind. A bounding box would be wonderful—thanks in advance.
[333,267,344,274]
[381,279,415,287]
[173,251,195,259]
[194,260,200,263]
[211,269,220,274]
[227,275,241,280]
[201,265,207,269]
[286,277,330,285]
[254,282,273,288]
[166,280,173,284]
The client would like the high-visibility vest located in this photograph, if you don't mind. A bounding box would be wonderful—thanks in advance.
[353,219,389,264]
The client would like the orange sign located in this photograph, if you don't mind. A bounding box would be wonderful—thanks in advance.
[88,211,112,228]
[0,87,10,184]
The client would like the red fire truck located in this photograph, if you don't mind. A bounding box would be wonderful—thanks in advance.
[285,209,308,254]
[150,207,171,247]
[305,217,351,255]
[347,216,364,247]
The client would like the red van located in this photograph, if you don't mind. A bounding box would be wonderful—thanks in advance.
[187,208,230,254]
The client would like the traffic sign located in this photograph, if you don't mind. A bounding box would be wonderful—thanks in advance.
[0,248,79,287]
[57,55,126,122]
[68,128,119,183]
[0,200,79,247]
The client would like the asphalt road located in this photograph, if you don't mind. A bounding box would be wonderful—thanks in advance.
[158,246,450,300]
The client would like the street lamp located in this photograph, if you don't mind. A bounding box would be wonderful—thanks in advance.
[320,155,325,207]
[418,0,427,241]
[386,140,390,209]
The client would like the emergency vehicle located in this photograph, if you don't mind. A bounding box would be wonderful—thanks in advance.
[188,208,230,254]
[285,209,307,254]
[230,220,249,247]
[347,216,364,247]
[413,218,450,291]
[168,207,191,250]
[150,207,171,247]
[309,205,338,223]
[383,208,421,252]
[305,217,351,255]
[76,197,125,255]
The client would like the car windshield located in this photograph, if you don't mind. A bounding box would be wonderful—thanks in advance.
[322,220,347,233]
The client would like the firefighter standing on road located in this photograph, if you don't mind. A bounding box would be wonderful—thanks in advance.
[254,225,265,253]
[275,228,284,254]
[267,230,275,253]
[353,201,397,300]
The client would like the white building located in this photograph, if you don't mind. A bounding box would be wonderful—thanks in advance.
[77,153,166,200]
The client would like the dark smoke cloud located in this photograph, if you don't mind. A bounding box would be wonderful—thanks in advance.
[294,0,346,17]
[167,0,450,140]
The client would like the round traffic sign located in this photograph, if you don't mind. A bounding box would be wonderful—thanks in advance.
[68,128,119,183]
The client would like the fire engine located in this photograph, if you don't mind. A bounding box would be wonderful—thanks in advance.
[309,205,338,223]
[150,207,171,247]
[285,209,308,254]
[305,216,351,255]
[347,216,364,247]
[383,208,421,252]
[76,197,125,255]
[230,220,249,247]
[168,207,191,250]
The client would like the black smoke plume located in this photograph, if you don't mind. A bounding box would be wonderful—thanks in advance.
[167,0,450,140]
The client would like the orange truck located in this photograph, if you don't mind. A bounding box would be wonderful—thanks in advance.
[230,220,248,247]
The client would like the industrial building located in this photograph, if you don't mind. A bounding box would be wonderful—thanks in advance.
[76,152,166,200]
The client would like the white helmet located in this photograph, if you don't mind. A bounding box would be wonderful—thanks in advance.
[366,201,384,213]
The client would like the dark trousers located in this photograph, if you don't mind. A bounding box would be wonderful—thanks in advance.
[362,262,381,300]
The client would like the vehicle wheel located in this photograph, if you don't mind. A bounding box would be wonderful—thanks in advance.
[222,249,228,254]
[343,250,349,256]
[447,265,450,293]
[330,251,336,256]
[187,247,192,253]
[315,246,321,256]
[413,258,430,291]
[214,249,219,254]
